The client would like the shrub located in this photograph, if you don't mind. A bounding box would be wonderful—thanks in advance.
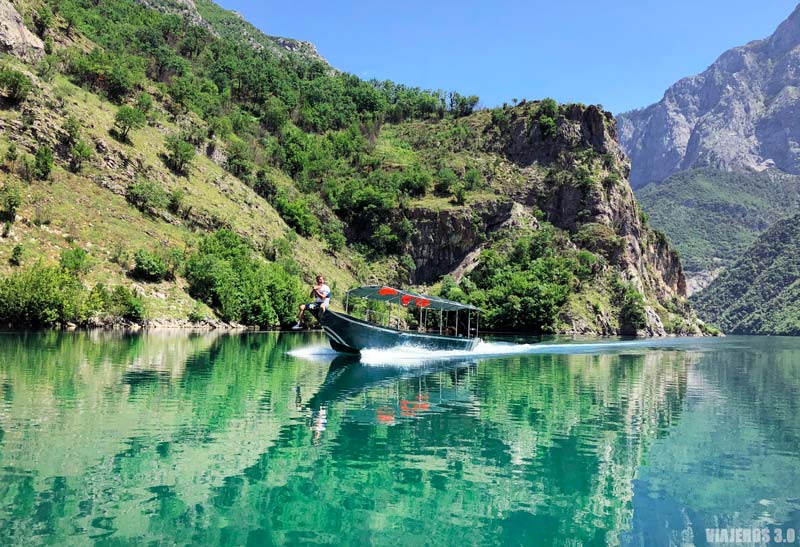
[164,134,195,174]
[273,191,321,237]
[168,188,185,214]
[69,140,93,172]
[434,167,458,195]
[539,98,559,118]
[136,92,154,115]
[4,143,17,164]
[188,302,205,323]
[126,180,169,212]
[131,249,170,281]
[34,5,53,37]
[114,106,146,141]
[0,181,22,220]
[620,286,648,332]
[0,262,84,326]
[63,115,81,144]
[226,138,254,179]
[0,68,33,102]
[451,183,467,205]
[9,244,22,266]
[60,247,91,276]
[538,116,557,139]
[34,146,54,180]
[464,168,483,190]
[109,286,145,321]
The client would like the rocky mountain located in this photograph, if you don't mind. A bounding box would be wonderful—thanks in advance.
[136,0,330,66]
[0,0,43,61]
[636,168,800,294]
[618,4,800,188]
[0,0,703,335]
[692,213,800,335]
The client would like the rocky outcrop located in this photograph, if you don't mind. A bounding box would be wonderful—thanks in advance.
[0,0,44,62]
[617,4,800,188]
[134,0,331,67]
[401,102,696,335]
[409,200,514,283]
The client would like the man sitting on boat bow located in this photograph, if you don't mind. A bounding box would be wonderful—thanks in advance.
[292,275,330,329]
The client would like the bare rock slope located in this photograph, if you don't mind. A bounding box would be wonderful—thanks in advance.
[0,0,43,62]
[617,4,800,188]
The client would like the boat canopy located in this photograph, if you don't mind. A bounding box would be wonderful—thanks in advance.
[345,286,480,312]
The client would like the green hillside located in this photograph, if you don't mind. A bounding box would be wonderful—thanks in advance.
[692,213,800,335]
[0,0,699,334]
[636,168,800,288]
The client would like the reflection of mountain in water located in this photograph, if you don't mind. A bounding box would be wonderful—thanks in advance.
[0,332,708,545]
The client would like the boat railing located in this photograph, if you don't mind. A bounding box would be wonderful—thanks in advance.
[344,288,481,339]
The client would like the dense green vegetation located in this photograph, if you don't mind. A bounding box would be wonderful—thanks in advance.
[692,213,800,335]
[0,261,144,326]
[184,229,303,326]
[50,0,483,257]
[439,223,648,333]
[636,168,800,275]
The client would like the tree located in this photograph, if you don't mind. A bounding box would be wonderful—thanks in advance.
[165,134,195,175]
[114,106,146,141]
[34,146,54,180]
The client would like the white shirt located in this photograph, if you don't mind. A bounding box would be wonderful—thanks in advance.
[315,284,331,304]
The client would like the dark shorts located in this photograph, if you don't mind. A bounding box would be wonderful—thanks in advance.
[303,302,326,309]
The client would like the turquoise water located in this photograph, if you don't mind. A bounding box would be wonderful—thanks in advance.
[0,332,798,545]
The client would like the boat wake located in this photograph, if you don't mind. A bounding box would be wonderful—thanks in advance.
[290,337,704,366]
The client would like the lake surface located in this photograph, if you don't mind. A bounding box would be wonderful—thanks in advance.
[0,332,798,546]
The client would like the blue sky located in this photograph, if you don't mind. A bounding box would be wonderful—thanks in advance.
[216,1,798,115]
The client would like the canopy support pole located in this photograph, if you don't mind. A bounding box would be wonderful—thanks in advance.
[476,312,480,337]
[439,310,443,335]
[345,294,349,314]
[455,310,459,336]
[468,310,471,338]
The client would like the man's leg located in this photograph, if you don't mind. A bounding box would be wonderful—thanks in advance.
[297,303,306,324]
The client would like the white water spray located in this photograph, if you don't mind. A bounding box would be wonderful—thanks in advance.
[289,337,705,366]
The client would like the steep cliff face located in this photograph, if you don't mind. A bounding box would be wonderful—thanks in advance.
[399,102,697,335]
[617,4,800,188]
[0,0,43,62]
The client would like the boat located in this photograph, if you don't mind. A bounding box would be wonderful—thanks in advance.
[310,285,482,354]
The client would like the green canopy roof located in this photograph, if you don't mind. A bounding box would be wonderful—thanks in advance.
[346,286,480,312]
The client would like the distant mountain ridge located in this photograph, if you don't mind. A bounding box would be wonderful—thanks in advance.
[692,213,800,335]
[635,168,800,294]
[618,3,800,188]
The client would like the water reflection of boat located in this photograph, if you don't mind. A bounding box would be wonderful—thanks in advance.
[312,286,482,354]
[306,354,478,410]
